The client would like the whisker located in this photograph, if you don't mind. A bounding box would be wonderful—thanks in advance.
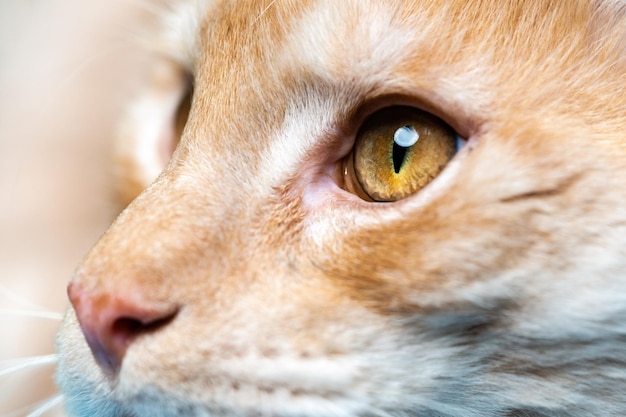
[251,0,277,26]
[26,394,64,417]
[2,394,65,417]
[40,42,139,113]
[0,309,63,321]
[0,355,58,378]
[0,287,48,311]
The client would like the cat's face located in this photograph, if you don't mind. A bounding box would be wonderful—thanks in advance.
[56,1,626,416]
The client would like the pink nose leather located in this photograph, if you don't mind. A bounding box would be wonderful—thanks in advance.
[68,281,177,374]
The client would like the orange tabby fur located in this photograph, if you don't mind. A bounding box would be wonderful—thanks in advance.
[56,1,625,416]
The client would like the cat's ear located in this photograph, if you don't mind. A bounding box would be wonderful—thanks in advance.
[114,59,192,207]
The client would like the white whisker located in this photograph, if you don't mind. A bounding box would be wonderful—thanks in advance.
[2,394,66,417]
[41,42,138,113]
[26,394,64,417]
[0,355,58,378]
[251,0,277,26]
[0,309,63,321]
[0,287,47,311]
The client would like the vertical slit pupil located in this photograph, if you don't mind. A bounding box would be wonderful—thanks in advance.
[393,142,408,174]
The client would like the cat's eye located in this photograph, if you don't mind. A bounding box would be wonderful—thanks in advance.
[343,106,460,202]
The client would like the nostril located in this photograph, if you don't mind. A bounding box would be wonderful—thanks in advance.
[112,317,145,339]
[68,281,178,375]
[111,313,177,349]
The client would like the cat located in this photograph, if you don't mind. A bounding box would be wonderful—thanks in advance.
[50,0,626,416]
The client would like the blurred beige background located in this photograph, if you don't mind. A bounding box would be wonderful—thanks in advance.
[0,1,163,415]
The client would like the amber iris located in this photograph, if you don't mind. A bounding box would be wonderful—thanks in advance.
[352,106,456,202]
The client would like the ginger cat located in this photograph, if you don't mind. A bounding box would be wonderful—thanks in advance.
[49,0,626,416]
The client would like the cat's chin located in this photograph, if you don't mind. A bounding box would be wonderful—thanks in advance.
[55,311,121,417]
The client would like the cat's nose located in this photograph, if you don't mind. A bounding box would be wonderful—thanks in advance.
[67,280,178,374]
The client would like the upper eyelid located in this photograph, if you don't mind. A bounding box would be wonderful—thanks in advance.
[341,94,471,143]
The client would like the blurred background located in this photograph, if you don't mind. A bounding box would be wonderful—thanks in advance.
[0,1,164,415]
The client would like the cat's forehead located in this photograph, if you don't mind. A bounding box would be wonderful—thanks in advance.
[190,0,622,126]
[193,0,622,75]
[195,1,493,98]
[187,0,492,164]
